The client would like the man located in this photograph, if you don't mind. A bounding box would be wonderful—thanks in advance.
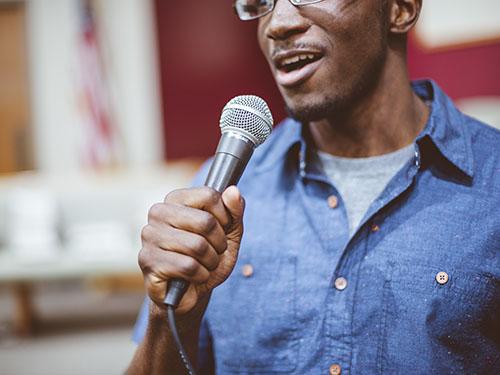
[128,0,500,373]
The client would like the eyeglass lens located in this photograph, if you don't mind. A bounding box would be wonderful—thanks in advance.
[235,0,324,21]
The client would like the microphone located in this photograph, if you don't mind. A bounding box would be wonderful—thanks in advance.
[164,95,274,308]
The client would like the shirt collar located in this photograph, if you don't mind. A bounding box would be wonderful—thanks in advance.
[256,79,474,179]
[413,80,474,178]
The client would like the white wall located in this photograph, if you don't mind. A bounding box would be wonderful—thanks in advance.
[27,0,82,171]
[417,0,500,49]
[26,0,164,172]
[96,0,163,168]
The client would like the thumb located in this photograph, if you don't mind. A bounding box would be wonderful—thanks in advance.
[221,186,245,239]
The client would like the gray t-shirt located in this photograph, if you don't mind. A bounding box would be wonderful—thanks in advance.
[317,144,415,236]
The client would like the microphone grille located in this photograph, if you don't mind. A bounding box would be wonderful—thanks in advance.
[220,95,273,146]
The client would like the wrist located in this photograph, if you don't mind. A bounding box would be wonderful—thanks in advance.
[148,293,211,326]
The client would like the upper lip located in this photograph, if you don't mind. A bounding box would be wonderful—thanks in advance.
[272,48,325,70]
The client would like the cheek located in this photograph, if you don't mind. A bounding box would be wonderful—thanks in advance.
[323,22,384,80]
[257,21,269,58]
[313,1,384,48]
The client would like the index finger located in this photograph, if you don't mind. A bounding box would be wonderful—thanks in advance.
[164,186,231,231]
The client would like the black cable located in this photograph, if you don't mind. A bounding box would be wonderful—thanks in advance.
[166,304,198,375]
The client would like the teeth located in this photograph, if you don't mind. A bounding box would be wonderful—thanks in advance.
[282,56,300,65]
[281,54,316,66]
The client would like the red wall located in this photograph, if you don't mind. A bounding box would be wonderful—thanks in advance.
[155,1,284,160]
[408,35,500,100]
[155,3,500,159]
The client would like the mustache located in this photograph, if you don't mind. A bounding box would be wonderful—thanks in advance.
[270,42,325,59]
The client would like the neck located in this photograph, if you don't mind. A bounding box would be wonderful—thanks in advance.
[308,51,429,158]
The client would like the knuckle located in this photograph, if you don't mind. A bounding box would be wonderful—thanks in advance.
[200,186,220,206]
[148,203,164,220]
[214,240,227,255]
[190,236,208,257]
[198,268,211,283]
[140,224,153,242]
[164,188,184,203]
[203,187,221,207]
[145,277,166,304]
[180,257,199,277]
[207,255,219,271]
[198,212,217,235]
[137,248,151,272]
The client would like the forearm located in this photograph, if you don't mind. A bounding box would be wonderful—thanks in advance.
[127,297,209,375]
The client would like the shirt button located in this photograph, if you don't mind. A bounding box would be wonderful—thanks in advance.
[327,195,339,209]
[436,271,449,285]
[334,277,347,291]
[371,224,380,232]
[242,264,254,278]
[329,364,342,375]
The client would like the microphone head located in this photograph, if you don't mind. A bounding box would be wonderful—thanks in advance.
[220,95,274,147]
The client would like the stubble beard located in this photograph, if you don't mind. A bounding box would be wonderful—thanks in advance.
[285,47,387,125]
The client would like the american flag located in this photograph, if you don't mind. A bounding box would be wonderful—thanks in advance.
[78,0,120,168]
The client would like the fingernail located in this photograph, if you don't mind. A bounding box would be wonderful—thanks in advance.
[227,185,240,198]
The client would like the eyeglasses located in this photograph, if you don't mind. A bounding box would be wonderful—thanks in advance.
[233,0,326,21]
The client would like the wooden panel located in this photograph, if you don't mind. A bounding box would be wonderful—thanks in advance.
[0,3,33,174]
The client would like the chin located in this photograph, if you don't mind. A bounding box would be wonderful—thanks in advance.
[284,94,347,123]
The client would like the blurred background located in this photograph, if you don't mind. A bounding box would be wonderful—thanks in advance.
[0,0,499,374]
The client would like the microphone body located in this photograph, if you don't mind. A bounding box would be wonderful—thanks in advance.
[204,133,255,193]
[163,95,273,309]
[163,133,256,307]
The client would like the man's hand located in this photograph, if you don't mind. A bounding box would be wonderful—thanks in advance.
[138,185,245,315]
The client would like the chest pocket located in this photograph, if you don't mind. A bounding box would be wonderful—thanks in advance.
[382,263,499,373]
[207,255,299,373]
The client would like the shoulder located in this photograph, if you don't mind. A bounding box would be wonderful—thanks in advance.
[464,113,500,146]
[463,115,500,193]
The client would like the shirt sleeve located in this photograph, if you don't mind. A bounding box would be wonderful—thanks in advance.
[132,297,150,344]
[197,317,215,375]
[190,158,213,187]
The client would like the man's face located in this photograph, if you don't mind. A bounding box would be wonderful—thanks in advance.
[257,0,389,122]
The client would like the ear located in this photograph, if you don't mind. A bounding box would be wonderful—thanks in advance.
[389,0,422,34]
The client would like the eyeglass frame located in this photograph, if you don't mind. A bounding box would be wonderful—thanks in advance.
[233,0,326,21]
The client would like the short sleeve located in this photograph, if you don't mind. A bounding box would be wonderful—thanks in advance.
[132,297,150,344]
[198,317,215,375]
[190,158,213,187]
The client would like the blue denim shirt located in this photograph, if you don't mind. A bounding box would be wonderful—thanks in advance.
[134,80,500,374]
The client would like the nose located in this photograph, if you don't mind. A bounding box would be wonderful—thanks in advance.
[263,0,311,41]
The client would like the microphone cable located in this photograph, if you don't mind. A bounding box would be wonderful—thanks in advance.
[166,304,197,375]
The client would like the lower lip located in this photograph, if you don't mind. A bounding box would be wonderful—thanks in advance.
[275,57,324,88]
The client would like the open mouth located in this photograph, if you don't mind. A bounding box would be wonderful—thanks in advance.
[277,53,323,73]
[273,51,324,88]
